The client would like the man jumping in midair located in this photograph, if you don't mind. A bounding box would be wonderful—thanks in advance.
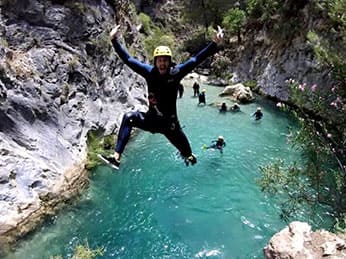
[100,25,223,169]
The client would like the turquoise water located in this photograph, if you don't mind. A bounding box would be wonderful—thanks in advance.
[6,85,324,258]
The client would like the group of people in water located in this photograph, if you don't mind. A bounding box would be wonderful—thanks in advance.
[189,80,264,154]
[192,81,207,106]
[192,79,263,119]
[98,24,262,170]
[192,80,263,119]
[220,100,263,121]
[219,102,240,112]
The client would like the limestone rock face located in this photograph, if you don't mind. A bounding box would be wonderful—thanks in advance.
[219,83,255,103]
[0,0,147,252]
[264,221,346,258]
[227,22,332,101]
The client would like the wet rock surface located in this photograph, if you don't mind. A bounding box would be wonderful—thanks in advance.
[0,0,147,253]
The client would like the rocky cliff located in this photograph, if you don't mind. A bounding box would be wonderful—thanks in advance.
[0,0,147,253]
[264,221,346,258]
[226,27,331,101]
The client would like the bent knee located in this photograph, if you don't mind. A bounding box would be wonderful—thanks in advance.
[122,112,136,125]
[122,111,145,126]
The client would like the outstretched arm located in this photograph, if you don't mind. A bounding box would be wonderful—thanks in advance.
[110,25,152,76]
[207,140,218,149]
[177,26,224,77]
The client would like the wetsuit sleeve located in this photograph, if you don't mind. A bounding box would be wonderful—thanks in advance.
[111,38,152,77]
[176,41,218,78]
[207,140,217,148]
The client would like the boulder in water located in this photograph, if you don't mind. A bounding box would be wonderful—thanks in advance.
[181,72,208,87]
[219,83,254,103]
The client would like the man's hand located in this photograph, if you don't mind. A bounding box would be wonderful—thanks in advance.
[110,24,121,40]
[214,25,224,45]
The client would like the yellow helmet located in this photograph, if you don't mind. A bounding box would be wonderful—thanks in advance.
[153,46,172,58]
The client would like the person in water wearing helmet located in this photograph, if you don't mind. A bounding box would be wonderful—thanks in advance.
[100,24,224,169]
[231,102,240,112]
[252,107,263,120]
[219,102,228,112]
[205,136,226,154]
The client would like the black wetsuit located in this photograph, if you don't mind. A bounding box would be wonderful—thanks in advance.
[193,82,200,97]
[220,103,227,112]
[198,92,206,105]
[111,39,218,157]
[207,140,226,153]
[253,110,263,120]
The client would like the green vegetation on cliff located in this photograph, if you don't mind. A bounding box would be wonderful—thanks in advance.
[245,0,346,227]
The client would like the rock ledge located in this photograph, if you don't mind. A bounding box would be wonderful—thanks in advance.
[264,221,346,258]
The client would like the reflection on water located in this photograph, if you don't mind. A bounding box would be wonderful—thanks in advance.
[5,86,329,258]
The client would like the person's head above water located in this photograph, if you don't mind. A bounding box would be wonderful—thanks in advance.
[153,46,172,75]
